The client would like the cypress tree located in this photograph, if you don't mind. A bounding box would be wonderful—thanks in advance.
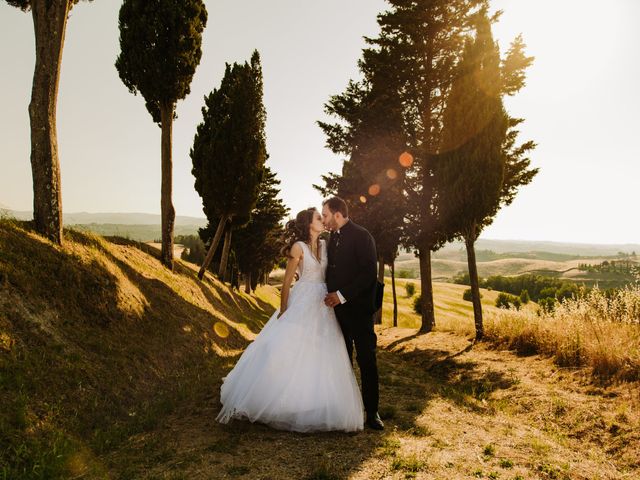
[116,0,207,270]
[190,51,267,281]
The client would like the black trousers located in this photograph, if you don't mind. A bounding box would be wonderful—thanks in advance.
[335,306,379,415]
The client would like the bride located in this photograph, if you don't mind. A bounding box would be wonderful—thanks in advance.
[216,207,364,432]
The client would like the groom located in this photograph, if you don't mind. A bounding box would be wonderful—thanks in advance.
[322,196,384,431]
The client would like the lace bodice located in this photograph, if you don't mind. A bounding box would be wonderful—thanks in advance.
[296,240,327,284]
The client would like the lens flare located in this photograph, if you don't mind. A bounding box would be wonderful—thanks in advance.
[359,195,367,203]
[368,184,381,196]
[214,321,230,338]
[399,152,414,168]
[386,168,398,180]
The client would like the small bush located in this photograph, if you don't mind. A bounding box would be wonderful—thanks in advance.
[495,292,520,310]
[520,289,530,304]
[405,282,416,298]
[413,295,422,314]
[463,288,482,302]
[397,269,415,279]
[463,288,473,302]
[538,297,556,313]
[483,444,496,457]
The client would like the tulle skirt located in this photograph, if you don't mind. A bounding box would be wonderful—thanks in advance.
[216,280,364,432]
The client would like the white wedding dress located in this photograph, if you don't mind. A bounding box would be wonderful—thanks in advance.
[216,239,364,432]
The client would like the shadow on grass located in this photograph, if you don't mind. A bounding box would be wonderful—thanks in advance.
[106,234,276,335]
[0,222,275,478]
[0,221,520,480]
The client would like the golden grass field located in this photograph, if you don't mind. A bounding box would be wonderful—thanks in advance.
[380,278,509,334]
[1,219,639,479]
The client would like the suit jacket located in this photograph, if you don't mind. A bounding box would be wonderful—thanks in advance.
[326,220,378,316]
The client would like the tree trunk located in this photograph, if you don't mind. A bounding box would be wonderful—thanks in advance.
[218,226,233,281]
[244,273,251,294]
[198,214,229,280]
[159,101,176,270]
[465,228,483,340]
[418,247,435,333]
[391,260,398,327]
[29,0,70,244]
[374,254,385,325]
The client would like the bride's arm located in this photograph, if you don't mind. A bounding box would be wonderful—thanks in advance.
[279,242,303,318]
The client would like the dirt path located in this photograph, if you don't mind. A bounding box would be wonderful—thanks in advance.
[108,329,640,480]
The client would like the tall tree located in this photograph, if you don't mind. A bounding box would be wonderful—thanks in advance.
[233,167,289,293]
[437,9,536,339]
[190,51,267,281]
[372,0,486,333]
[318,45,407,325]
[6,0,94,244]
[116,0,207,270]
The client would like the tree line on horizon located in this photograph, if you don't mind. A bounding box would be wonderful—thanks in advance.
[315,0,539,339]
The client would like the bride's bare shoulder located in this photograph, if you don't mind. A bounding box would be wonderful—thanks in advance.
[290,242,304,259]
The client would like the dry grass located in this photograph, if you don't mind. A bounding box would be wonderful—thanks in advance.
[485,286,640,382]
[2,219,639,479]
[122,329,640,480]
[0,219,277,478]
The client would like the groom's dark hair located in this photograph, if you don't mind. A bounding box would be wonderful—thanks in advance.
[323,196,348,218]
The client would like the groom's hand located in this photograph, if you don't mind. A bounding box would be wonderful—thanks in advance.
[324,292,341,308]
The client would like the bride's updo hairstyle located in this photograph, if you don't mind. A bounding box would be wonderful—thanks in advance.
[282,207,316,258]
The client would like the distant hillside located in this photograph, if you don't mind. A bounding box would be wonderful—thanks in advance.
[0,209,207,226]
[448,238,640,257]
[0,210,208,241]
[69,223,204,242]
[393,247,638,287]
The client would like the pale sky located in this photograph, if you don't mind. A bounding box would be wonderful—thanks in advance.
[1,0,638,244]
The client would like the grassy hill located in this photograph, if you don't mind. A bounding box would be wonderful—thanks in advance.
[379,278,530,335]
[0,218,278,478]
[1,219,638,479]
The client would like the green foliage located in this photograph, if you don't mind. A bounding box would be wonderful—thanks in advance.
[483,443,496,457]
[232,167,289,289]
[190,51,266,223]
[5,0,30,10]
[495,292,520,310]
[436,10,509,243]
[519,289,530,304]
[115,0,207,123]
[413,294,422,315]
[463,288,480,302]
[453,272,471,285]
[5,0,88,10]
[405,282,416,298]
[391,454,426,473]
[538,297,557,313]
[317,42,406,266]
[483,274,585,303]
[176,235,206,264]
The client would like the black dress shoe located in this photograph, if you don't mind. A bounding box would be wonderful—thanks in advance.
[365,412,384,430]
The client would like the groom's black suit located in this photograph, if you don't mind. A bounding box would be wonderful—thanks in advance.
[326,220,379,415]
